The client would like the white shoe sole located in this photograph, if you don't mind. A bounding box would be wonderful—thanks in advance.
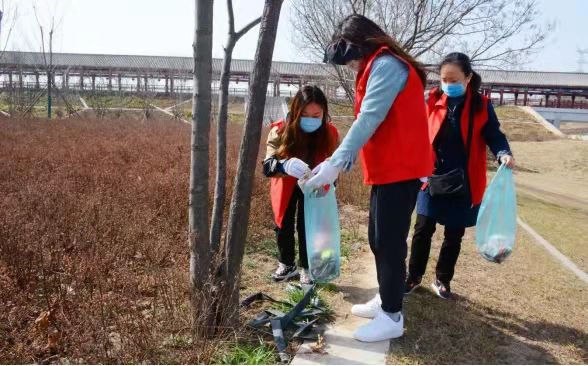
[354,330,404,342]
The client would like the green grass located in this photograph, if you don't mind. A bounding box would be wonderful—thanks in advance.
[246,238,279,258]
[316,282,338,293]
[229,112,246,123]
[330,102,354,116]
[85,94,152,109]
[340,228,362,259]
[0,94,83,112]
[271,284,333,321]
[215,339,278,365]
[517,192,588,272]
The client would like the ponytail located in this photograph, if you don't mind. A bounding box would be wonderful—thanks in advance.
[469,71,483,112]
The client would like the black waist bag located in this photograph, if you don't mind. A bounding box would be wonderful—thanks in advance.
[428,99,475,199]
[428,168,469,198]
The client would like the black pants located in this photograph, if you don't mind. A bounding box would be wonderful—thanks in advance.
[408,214,466,284]
[275,187,308,269]
[369,179,421,313]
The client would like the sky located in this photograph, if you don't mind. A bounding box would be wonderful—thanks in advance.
[5,0,588,72]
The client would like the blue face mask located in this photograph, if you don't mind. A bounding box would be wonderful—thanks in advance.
[300,117,322,133]
[441,82,466,97]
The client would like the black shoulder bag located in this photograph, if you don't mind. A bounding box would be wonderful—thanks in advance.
[428,102,474,199]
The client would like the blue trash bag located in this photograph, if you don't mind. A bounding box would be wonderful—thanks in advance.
[302,184,341,283]
[476,164,517,263]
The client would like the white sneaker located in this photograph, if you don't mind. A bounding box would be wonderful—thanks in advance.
[351,293,381,318]
[353,310,404,342]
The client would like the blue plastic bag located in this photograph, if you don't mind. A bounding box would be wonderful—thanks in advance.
[302,184,341,283]
[475,164,517,263]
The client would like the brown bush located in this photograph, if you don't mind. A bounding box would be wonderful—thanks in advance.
[0,117,276,363]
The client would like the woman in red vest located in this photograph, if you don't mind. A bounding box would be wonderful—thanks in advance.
[313,15,433,342]
[405,52,515,300]
[262,85,339,285]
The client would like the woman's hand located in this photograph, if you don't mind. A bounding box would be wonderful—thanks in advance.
[500,154,515,169]
[283,158,310,179]
[306,160,341,189]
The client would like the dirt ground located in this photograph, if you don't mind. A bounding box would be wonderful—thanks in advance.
[510,139,588,203]
[383,106,588,363]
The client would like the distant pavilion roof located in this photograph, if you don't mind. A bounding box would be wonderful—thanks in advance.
[2,51,588,89]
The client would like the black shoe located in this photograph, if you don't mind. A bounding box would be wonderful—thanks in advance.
[272,263,298,282]
[404,275,422,295]
[431,279,451,299]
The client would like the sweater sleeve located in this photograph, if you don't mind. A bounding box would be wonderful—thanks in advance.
[482,102,512,160]
[262,126,287,177]
[330,55,409,171]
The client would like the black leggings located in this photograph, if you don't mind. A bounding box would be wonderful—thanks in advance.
[275,187,308,269]
[408,214,466,284]
[368,179,421,313]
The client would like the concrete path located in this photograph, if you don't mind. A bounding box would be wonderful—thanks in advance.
[164,98,191,112]
[292,248,389,365]
[79,97,89,110]
[150,104,191,125]
[519,106,565,137]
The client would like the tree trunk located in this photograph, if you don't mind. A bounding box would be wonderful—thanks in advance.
[210,2,261,252]
[210,39,235,253]
[223,0,284,317]
[47,30,53,119]
[188,0,214,324]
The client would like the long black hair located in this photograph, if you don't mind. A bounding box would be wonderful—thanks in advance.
[277,85,337,163]
[332,14,427,87]
[438,52,483,113]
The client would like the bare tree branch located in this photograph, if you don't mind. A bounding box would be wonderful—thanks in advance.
[235,17,262,40]
[290,0,550,97]
[0,1,18,60]
[227,0,235,35]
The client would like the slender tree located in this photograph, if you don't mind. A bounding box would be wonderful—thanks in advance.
[188,0,214,326]
[33,3,58,118]
[210,0,261,253]
[223,0,284,314]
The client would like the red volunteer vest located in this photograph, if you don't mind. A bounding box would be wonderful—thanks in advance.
[355,46,433,185]
[426,87,489,205]
[269,119,339,228]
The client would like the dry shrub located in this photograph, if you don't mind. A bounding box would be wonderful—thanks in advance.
[0,117,274,363]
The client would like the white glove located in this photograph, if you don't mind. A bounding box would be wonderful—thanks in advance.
[282,158,310,179]
[306,160,340,189]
